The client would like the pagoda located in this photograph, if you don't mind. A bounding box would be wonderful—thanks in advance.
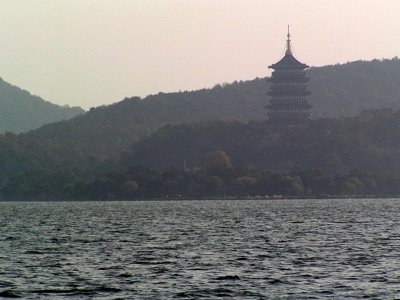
[267,27,312,124]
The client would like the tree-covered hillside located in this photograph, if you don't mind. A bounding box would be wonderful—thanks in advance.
[308,58,400,118]
[124,109,400,176]
[0,77,84,133]
[28,58,400,156]
[0,132,96,185]
[4,109,400,199]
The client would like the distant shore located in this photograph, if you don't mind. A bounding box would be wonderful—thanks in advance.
[2,195,400,202]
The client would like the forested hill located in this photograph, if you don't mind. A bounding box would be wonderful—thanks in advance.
[28,58,400,156]
[0,77,84,133]
[5,109,400,199]
[308,58,400,118]
[124,109,400,176]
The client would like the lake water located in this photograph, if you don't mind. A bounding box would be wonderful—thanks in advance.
[0,199,400,299]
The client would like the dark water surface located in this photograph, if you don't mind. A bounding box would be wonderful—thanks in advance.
[1,199,400,299]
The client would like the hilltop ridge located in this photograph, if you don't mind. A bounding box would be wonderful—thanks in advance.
[27,57,400,156]
[0,77,84,133]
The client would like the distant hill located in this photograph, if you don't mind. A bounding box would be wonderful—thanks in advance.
[5,109,400,199]
[308,58,400,118]
[0,77,84,133]
[124,109,400,176]
[28,58,400,156]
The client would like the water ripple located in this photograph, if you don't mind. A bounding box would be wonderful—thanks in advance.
[1,199,400,299]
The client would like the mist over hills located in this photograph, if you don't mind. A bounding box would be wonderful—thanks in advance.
[27,58,400,156]
[2,58,400,198]
[0,77,84,133]
[4,109,400,199]
[308,58,400,118]
[124,109,400,175]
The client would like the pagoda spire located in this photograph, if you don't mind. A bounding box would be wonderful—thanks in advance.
[267,26,312,125]
[286,25,292,55]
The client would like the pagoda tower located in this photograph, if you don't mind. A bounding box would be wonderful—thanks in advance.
[267,27,312,124]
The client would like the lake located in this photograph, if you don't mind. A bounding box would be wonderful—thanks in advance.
[1,199,400,299]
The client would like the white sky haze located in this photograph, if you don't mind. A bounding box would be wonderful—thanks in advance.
[0,0,399,108]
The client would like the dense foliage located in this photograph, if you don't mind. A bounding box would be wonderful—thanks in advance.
[124,109,400,176]
[0,133,99,185]
[3,155,400,200]
[3,58,400,199]
[0,77,84,133]
[28,58,400,156]
[3,109,400,199]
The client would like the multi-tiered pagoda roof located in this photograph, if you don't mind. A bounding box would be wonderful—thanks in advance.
[267,27,312,125]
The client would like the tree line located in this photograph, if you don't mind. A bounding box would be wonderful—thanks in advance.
[3,109,400,199]
[26,58,400,157]
[2,58,400,199]
[0,77,83,133]
[125,109,400,176]
[3,151,400,200]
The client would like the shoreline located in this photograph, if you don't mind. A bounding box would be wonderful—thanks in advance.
[1,195,400,202]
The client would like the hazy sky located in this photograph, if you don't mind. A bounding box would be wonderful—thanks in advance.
[0,0,399,109]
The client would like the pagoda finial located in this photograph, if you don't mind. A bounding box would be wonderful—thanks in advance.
[286,25,292,55]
